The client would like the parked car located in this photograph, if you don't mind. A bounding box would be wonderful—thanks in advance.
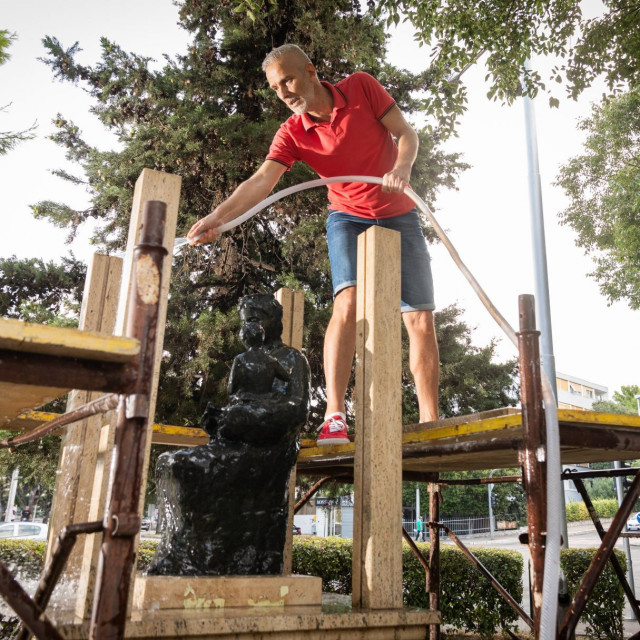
[0,522,49,541]
[293,525,302,536]
[141,517,151,531]
[627,513,640,532]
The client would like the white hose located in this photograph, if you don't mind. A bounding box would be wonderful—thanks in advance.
[216,174,561,636]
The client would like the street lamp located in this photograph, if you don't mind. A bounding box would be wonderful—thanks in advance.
[635,393,640,416]
[488,469,499,537]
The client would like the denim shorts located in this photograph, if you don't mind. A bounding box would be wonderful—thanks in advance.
[326,208,435,312]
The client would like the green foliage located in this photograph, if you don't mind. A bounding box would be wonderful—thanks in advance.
[556,89,640,309]
[374,1,640,117]
[137,539,159,572]
[0,31,37,155]
[564,498,619,522]
[411,544,523,637]
[0,539,46,580]
[436,470,525,520]
[292,537,522,636]
[562,547,625,639]
[434,305,518,420]
[0,30,15,67]
[611,385,640,413]
[0,255,85,324]
[0,432,61,520]
[292,536,354,593]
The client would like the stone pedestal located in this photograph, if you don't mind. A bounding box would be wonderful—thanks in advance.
[133,574,322,610]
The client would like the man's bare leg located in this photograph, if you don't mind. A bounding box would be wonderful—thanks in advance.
[403,310,439,422]
[323,287,357,417]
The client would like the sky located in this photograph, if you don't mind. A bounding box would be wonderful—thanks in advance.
[1,0,638,399]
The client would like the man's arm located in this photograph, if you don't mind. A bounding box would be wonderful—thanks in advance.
[379,105,419,194]
[188,159,287,244]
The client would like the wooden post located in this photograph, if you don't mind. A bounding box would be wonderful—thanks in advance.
[352,226,402,609]
[75,169,181,620]
[275,288,305,575]
[45,254,122,579]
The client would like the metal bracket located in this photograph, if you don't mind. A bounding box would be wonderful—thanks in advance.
[110,513,141,537]
[125,394,149,419]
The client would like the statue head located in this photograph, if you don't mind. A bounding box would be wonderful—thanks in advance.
[237,294,283,344]
[239,321,265,350]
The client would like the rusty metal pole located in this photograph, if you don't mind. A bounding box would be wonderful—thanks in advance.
[517,294,546,640]
[428,480,440,640]
[89,201,167,640]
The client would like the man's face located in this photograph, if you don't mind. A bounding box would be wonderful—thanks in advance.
[265,54,316,115]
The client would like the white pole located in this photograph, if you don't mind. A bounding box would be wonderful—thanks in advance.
[523,61,569,551]
[5,467,19,523]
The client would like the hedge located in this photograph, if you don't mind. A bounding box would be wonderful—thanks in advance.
[565,498,619,522]
[0,538,626,639]
[290,536,523,636]
[562,547,625,640]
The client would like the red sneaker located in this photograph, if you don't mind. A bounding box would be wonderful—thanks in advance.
[317,413,350,446]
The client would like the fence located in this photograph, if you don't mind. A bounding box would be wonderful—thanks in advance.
[403,515,518,539]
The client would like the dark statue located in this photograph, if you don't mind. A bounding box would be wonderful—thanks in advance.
[148,294,310,576]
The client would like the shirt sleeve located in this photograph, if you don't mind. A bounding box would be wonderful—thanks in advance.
[352,72,396,120]
[266,122,298,170]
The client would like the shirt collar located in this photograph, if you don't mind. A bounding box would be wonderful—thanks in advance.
[301,81,347,131]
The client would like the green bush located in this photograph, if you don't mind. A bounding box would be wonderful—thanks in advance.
[562,547,625,640]
[292,536,522,637]
[565,498,619,522]
[403,542,523,637]
[0,540,46,580]
[137,540,158,572]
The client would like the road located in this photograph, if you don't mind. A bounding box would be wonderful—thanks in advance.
[459,523,640,634]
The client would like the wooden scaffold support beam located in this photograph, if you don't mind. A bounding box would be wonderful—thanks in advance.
[352,225,403,610]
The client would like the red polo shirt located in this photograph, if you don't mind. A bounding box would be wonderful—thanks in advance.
[266,72,415,219]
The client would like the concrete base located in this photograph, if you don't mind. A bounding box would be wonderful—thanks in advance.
[58,604,439,639]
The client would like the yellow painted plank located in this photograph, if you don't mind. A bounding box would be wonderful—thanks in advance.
[558,408,640,428]
[0,384,68,425]
[0,318,139,363]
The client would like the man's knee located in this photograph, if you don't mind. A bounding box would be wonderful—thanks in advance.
[332,287,357,321]
[403,309,436,338]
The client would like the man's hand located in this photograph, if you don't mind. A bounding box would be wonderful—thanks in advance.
[382,167,411,193]
[187,211,220,245]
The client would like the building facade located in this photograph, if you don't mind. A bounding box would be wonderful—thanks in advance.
[556,371,608,411]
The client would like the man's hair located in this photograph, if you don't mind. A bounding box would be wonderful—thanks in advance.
[261,44,311,71]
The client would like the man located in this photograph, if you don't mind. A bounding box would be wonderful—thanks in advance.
[188,44,439,445]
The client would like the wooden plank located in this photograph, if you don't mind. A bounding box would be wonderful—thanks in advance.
[275,288,306,576]
[149,423,208,446]
[75,169,182,621]
[133,575,322,611]
[0,382,67,425]
[0,317,139,362]
[46,254,123,576]
[352,226,403,610]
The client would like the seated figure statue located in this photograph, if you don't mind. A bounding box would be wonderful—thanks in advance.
[148,293,310,576]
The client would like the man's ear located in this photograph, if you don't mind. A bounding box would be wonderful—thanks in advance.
[306,62,317,80]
